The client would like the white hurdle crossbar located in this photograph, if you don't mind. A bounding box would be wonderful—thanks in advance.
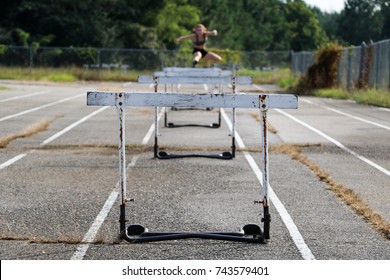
[87,91,298,243]
[138,73,252,159]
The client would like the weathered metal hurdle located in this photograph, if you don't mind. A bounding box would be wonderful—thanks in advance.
[138,71,252,159]
[87,91,298,243]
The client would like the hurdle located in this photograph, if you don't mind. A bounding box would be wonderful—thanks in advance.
[87,91,298,243]
[138,73,252,159]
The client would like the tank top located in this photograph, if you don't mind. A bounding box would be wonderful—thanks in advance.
[194,33,207,46]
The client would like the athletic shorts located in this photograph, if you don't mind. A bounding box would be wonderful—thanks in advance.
[193,48,208,58]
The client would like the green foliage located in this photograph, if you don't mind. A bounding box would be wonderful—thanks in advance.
[202,0,290,51]
[352,89,390,108]
[313,88,390,108]
[0,44,6,55]
[156,1,201,49]
[0,66,153,82]
[0,0,388,55]
[237,68,292,85]
[314,88,350,99]
[284,0,328,51]
[337,0,383,45]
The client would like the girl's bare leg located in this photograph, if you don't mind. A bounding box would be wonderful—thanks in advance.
[205,51,222,62]
[193,51,202,64]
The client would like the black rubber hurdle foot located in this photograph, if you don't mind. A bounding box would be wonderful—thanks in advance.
[157,151,233,160]
[166,122,220,128]
[243,224,262,236]
[127,224,147,235]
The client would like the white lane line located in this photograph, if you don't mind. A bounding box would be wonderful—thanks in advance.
[0,107,108,170]
[379,108,390,112]
[300,98,390,131]
[142,109,164,145]
[41,107,109,146]
[71,190,119,260]
[276,109,390,177]
[122,82,132,87]
[0,93,84,122]
[0,90,51,103]
[221,108,315,260]
[71,108,164,260]
[0,154,28,170]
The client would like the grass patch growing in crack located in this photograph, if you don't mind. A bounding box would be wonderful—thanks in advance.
[271,143,390,240]
[0,119,53,148]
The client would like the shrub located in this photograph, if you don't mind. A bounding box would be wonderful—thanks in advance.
[296,43,343,94]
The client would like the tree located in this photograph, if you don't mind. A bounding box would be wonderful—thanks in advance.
[284,0,328,51]
[198,0,290,51]
[378,0,390,38]
[310,7,341,43]
[156,0,201,49]
[337,0,383,45]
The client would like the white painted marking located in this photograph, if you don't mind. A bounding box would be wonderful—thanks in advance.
[0,154,27,170]
[0,107,108,169]
[276,109,390,177]
[0,90,51,103]
[141,109,164,145]
[301,98,390,131]
[71,109,158,259]
[221,108,315,260]
[41,107,109,146]
[122,82,132,87]
[0,93,84,122]
[379,108,390,112]
[71,191,119,260]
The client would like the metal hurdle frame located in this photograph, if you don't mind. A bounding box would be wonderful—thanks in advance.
[138,73,252,159]
[87,91,298,243]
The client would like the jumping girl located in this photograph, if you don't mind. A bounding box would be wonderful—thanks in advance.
[174,24,222,67]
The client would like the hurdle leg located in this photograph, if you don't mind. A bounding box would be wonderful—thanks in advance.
[116,93,128,238]
[260,95,270,239]
[231,77,237,157]
[154,77,159,158]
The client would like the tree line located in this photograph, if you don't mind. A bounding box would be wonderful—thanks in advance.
[0,0,389,52]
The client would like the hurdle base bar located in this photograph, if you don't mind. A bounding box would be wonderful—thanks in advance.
[122,224,266,243]
[164,108,221,129]
[154,136,233,159]
[157,151,233,160]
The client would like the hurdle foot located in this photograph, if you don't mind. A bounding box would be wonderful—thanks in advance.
[157,151,233,160]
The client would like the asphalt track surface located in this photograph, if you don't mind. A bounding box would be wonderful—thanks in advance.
[0,79,389,260]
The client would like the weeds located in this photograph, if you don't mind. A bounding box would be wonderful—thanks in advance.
[272,143,390,240]
[0,119,52,148]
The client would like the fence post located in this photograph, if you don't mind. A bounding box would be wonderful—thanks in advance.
[97,49,101,70]
[347,50,352,90]
[358,42,366,88]
[388,41,390,90]
[29,46,32,69]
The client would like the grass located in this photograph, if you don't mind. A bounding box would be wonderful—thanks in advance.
[314,88,390,108]
[0,119,53,148]
[237,68,296,88]
[0,66,388,107]
[272,144,390,240]
[0,66,152,82]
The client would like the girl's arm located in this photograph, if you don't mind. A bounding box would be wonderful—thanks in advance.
[205,30,218,36]
[174,34,194,43]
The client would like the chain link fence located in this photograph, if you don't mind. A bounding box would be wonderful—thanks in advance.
[0,45,291,71]
[292,39,390,90]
